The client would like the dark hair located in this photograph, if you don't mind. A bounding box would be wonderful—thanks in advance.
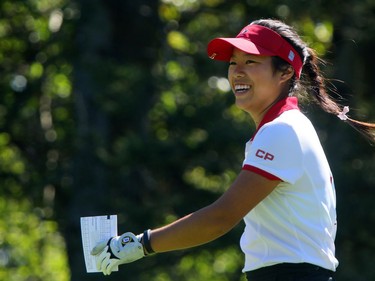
[251,19,375,144]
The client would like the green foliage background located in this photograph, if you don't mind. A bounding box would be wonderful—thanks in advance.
[0,0,374,280]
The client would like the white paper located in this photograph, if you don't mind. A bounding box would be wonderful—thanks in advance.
[80,215,118,273]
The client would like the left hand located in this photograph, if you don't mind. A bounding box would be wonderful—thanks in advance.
[91,232,145,275]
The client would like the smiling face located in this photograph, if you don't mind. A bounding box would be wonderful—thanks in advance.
[228,48,293,126]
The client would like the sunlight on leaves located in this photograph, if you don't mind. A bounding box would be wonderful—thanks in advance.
[184,128,208,148]
[161,0,200,12]
[52,73,72,98]
[176,248,243,281]
[167,31,191,53]
[166,61,185,81]
[184,166,236,193]
[314,22,333,43]
[161,91,177,113]
[0,198,70,281]
[159,4,180,21]
[0,134,25,175]
[207,76,231,93]
[29,62,44,79]
[299,19,333,55]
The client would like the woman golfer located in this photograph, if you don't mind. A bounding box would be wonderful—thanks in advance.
[91,18,375,281]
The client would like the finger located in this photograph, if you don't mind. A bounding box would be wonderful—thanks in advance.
[91,241,108,255]
[96,246,109,271]
[103,260,114,276]
[106,262,116,275]
[101,257,111,276]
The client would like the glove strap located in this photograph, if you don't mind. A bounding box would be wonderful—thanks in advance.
[106,237,120,259]
[142,229,155,255]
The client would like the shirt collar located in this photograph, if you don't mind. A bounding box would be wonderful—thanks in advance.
[251,97,299,140]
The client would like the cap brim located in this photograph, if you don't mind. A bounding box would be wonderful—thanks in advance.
[207,38,275,61]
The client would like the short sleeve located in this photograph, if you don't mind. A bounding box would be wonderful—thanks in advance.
[243,122,303,184]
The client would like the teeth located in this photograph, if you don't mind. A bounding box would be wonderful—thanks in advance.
[234,84,250,91]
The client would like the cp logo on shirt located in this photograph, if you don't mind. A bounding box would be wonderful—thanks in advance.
[255,149,274,161]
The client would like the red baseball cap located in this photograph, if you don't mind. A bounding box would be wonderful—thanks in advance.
[207,24,303,78]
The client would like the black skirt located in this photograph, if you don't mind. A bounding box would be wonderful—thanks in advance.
[245,263,335,281]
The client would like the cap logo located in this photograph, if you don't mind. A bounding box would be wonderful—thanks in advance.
[288,50,295,62]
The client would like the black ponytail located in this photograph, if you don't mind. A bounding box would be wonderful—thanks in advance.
[252,18,375,144]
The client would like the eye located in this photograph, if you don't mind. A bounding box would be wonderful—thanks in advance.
[229,61,236,66]
[246,60,256,64]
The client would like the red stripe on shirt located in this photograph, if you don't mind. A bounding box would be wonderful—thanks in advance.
[242,164,281,181]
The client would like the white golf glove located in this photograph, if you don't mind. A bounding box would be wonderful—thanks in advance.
[91,232,145,275]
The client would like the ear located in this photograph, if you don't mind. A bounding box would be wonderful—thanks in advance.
[279,66,294,83]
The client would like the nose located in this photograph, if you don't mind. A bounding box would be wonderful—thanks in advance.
[234,71,245,78]
[231,65,245,78]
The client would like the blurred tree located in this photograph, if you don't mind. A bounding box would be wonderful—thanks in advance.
[0,0,72,280]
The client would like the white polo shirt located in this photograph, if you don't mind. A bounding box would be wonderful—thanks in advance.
[240,97,339,272]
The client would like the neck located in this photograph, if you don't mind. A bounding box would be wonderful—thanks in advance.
[251,100,278,129]
[250,112,266,129]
